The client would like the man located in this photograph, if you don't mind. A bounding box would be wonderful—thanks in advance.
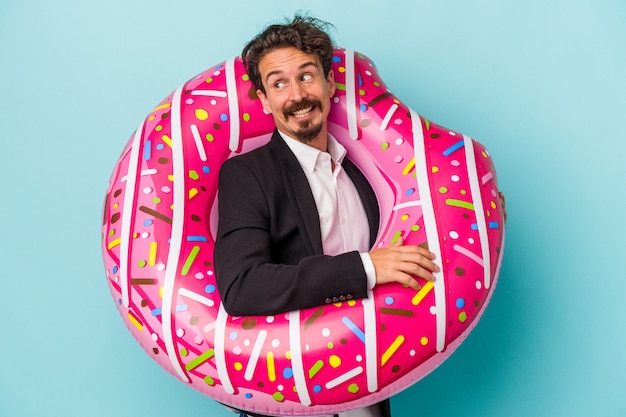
[214,15,440,417]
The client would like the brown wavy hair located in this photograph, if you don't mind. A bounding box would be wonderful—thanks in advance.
[241,15,335,94]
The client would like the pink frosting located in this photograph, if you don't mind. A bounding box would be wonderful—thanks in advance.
[102,49,505,416]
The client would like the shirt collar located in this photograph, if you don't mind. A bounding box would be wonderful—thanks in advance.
[279,131,347,173]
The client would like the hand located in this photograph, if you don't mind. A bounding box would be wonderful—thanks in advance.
[369,236,439,291]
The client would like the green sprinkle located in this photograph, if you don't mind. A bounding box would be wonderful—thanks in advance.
[181,246,200,276]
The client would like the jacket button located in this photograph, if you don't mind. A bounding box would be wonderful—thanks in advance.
[332,296,339,303]
[339,295,346,301]
[346,294,353,300]
[325,298,332,304]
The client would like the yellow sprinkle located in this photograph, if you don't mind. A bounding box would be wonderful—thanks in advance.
[152,103,171,112]
[402,158,415,176]
[107,238,121,250]
[412,281,434,306]
[113,203,119,209]
[167,175,174,182]
[381,335,404,366]
[234,362,243,371]
[285,351,291,360]
[195,108,209,120]
[347,300,356,307]
[159,286,163,298]
[432,166,439,173]
[267,352,276,382]
[189,188,198,199]
[329,355,341,368]
[161,135,172,148]
[148,241,157,266]
[401,214,409,221]
[128,313,143,331]
[420,337,428,346]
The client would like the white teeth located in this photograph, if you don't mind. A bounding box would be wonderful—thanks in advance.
[292,107,313,117]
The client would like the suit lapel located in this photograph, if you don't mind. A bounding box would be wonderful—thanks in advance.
[268,130,381,254]
[268,132,324,256]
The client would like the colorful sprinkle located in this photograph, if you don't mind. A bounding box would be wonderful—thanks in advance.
[341,316,365,343]
[381,335,405,366]
[309,359,324,378]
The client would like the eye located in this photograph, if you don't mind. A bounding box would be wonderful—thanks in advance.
[274,80,286,89]
[301,73,314,82]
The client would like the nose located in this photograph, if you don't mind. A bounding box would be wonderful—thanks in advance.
[289,81,307,102]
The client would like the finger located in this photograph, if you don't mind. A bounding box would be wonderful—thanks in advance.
[393,272,422,291]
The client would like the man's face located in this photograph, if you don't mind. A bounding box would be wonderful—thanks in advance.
[256,47,335,146]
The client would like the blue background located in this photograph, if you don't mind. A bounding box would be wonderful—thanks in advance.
[2,1,625,416]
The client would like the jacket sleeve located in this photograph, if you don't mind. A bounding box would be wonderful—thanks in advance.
[213,157,369,317]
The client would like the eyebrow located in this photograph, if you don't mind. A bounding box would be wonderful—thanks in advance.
[264,61,319,84]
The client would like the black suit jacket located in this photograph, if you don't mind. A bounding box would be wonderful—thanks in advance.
[214,130,390,416]
[215,130,379,316]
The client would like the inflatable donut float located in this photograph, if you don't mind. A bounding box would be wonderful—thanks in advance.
[101,48,505,415]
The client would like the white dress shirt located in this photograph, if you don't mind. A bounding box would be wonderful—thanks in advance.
[275,131,382,417]
[279,132,377,288]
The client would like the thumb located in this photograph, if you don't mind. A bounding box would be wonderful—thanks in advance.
[391,235,405,247]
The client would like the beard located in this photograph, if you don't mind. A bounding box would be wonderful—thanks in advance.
[283,98,324,144]
[293,119,323,143]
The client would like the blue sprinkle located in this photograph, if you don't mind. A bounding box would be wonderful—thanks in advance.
[229,331,238,340]
[332,56,342,62]
[205,284,216,294]
[117,298,122,305]
[341,316,366,343]
[489,222,499,229]
[175,304,188,312]
[283,367,294,379]
[151,308,162,316]
[220,113,228,122]
[144,219,153,227]
[203,165,211,174]
[443,140,465,156]
[245,393,253,399]
[405,188,415,196]
[360,103,367,113]
[156,143,165,150]
[144,140,152,160]
[471,223,479,230]
[358,73,363,87]
[385,296,395,305]
[112,266,119,274]
[313,384,322,393]
[456,298,465,309]
[187,236,208,242]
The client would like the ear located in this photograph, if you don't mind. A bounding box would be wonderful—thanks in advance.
[257,89,272,114]
[327,69,336,97]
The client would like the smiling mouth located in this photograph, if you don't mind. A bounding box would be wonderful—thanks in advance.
[291,106,314,118]
[284,98,322,121]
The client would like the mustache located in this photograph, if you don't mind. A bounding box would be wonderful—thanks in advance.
[283,98,322,118]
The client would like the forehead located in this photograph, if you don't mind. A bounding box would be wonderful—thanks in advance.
[258,47,320,79]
